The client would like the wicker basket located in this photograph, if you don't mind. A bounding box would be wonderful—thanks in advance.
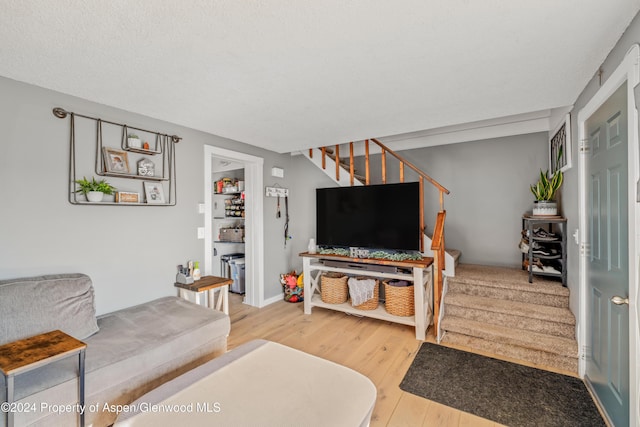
[383,281,415,316]
[350,277,379,310]
[321,272,349,304]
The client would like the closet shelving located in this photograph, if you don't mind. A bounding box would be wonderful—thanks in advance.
[53,107,180,206]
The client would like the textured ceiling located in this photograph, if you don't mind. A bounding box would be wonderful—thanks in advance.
[1,1,639,153]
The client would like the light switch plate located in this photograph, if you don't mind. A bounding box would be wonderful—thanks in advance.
[198,203,205,214]
[197,227,205,239]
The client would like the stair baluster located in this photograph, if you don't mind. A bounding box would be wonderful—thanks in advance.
[335,144,340,181]
[349,142,355,186]
[365,139,370,185]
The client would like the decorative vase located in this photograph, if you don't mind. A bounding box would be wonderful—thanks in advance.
[532,200,557,216]
[86,191,104,202]
[308,238,317,254]
[127,137,142,149]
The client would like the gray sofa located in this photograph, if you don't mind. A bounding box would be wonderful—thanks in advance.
[0,274,230,427]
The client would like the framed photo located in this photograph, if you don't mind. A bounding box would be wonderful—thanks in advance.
[144,182,165,204]
[115,191,140,204]
[549,114,571,174]
[103,148,130,174]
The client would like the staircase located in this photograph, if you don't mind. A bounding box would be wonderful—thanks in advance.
[440,264,578,373]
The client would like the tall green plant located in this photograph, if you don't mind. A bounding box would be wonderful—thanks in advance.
[530,169,563,201]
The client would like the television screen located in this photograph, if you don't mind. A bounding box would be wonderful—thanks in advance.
[316,182,421,252]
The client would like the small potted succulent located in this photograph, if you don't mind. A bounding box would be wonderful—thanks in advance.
[127,133,142,149]
[530,169,563,215]
[75,177,116,202]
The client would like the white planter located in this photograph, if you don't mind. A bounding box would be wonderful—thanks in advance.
[86,191,104,202]
[532,200,557,216]
[127,137,142,149]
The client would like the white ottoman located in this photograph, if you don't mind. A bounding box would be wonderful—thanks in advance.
[114,340,376,427]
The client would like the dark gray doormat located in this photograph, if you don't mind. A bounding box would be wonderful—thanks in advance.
[400,343,605,427]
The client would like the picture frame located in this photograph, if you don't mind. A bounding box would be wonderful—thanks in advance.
[103,147,130,174]
[549,114,571,175]
[143,182,165,204]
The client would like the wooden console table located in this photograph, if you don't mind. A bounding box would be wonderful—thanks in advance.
[300,252,433,340]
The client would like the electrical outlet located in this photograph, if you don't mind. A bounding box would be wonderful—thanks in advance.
[197,227,205,239]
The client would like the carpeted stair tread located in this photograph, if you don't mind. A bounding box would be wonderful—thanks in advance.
[451,264,568,297]
[444,302,576,339]
[445,293,575,325]
[441,316,578,358]
[442,332,578,374]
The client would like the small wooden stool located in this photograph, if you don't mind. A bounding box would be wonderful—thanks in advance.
[174,275,232,315]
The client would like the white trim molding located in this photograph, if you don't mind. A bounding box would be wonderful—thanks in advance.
[204,145,265,308]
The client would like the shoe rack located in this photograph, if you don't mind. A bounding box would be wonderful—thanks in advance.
[521,215,567,286]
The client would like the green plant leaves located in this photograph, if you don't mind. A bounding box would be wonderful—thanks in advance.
[74,176,116,195]
[530,169,563,201]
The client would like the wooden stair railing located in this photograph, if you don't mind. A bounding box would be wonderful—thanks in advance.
[309,138,450,335]
[431,210,446,334]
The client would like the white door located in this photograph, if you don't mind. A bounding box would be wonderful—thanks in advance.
[585,82,630,427]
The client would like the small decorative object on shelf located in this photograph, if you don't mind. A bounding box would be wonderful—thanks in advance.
[143,182,165,204]
[127,133,142,149]
[74,176,116,203]
[308,238,317,254]
[115,191,140,203]
[103,147,130,174]
[137,158,155,176]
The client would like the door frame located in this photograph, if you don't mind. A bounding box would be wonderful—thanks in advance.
[577,43,640,426]
[204,145,265,307]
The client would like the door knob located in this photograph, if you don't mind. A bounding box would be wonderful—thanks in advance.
[611,295,630,305]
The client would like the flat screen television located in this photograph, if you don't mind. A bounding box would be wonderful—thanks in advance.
[316,182,421,252]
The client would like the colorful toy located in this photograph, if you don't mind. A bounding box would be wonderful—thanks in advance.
[280,270,304,303]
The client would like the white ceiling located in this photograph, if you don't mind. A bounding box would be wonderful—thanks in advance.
[2,1,639,153]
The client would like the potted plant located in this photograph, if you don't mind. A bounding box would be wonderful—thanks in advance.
[530,169,563,215]
[127,133,142,149]
[75,177,116,202]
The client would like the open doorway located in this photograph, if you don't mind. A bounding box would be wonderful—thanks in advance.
[204,145,264,307]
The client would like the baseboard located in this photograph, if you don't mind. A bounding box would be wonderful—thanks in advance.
[260,293,285,307]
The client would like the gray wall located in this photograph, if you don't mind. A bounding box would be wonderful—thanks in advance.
[0,77,296,314]
[287,133,549,269]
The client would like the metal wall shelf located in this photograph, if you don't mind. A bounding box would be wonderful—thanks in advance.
[53,108,179,206]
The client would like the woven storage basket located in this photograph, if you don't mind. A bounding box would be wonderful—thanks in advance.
[321,272,349,304]
[383,281,415,316]
[350,277,379,310]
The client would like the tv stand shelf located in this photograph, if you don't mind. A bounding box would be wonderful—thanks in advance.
[300,252,433,340]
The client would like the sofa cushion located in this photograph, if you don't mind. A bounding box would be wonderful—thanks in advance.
[0,273,99,345]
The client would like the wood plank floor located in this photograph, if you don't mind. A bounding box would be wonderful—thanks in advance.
[227,294,508,426]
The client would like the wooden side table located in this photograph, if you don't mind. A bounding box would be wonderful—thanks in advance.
[0,330,87,427]
[175,275,232,315]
